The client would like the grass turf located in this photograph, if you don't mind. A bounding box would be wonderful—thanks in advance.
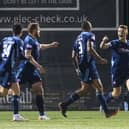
[0,111,128,129]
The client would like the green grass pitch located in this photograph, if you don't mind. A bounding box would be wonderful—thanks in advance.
[0,111,129,129]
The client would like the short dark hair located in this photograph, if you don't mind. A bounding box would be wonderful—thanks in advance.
[12,24,22,35]
[28,23,39,33]
[119,25,128,30]
[81,20,92,31]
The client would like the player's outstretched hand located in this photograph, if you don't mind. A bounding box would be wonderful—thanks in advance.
[99,58,108,64]
[51,42,60,48]
[38,65,46,74]
[102,35,109,42]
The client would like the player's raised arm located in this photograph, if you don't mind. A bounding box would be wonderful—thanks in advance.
[87,40,107,64]
[40,41,59,50]
[100,36,111,49]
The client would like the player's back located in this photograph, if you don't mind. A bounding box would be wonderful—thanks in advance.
[0,37,16,71]
[73,31,95,66]
[0,36,24,73]
[13,36,25,61]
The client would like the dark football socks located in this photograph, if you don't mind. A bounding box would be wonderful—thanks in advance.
[36,95,45,116]
[11,95,20,114]
[62,92,80,107]
[96,92,108,113]
[106,92,114,103]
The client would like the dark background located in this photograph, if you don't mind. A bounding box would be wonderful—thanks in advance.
[0,0,129,110]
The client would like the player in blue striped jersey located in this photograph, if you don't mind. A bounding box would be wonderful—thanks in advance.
[100,25,129,110]
[16,23,59,120]
[59,20,118,118]
[0,24,26,121]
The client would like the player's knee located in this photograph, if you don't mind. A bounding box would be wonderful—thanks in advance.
[95,87,103,93]
[11,90,20,96]
[112,90,121,97]
[34,88,44,95]
[81,85,87,91]
[79,86,88,96]
[113,93,120,97]
[0,92,7,97]
[36,92,44,96]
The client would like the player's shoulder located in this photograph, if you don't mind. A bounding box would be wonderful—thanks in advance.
[110,39,119,44]
[81,31,94,36]
[24,35,34,43]
[2,36,13,41]
[112,39,119,42]
[110,39,120,48]
[81,32,95,40]
[24,35,32,41]
[2,36,15,44]
[13,36,24,47]
[13,36,22,42]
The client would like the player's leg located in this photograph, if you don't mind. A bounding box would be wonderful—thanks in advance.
[11,82,26,121]
[59,82,88,117]
[10,82,20,115]
[31,70,49,120]
[106,87,121,103]
[126,79,129,91]
[88,66,114,117]
[106,72,122,103]
[91,79,118,118]
[0,72,10,96]
[60,82,88,106]
[32,81,49,120]
[10,70,27,121]
[0,86,8,97]
[124,79,129,111]
[91,79,108,114]
[59,65,90,117]
[105,76,122,114]
[106,71,122,103]
[123,100,128,112]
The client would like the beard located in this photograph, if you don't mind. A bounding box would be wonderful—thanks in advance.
[35,32,40,38]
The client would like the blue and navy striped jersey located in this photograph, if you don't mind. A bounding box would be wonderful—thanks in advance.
[24,35,40,61]
[110,39,129,71]
[23,35,40,70]
[73,32,96,65]
[0,36,25,72]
